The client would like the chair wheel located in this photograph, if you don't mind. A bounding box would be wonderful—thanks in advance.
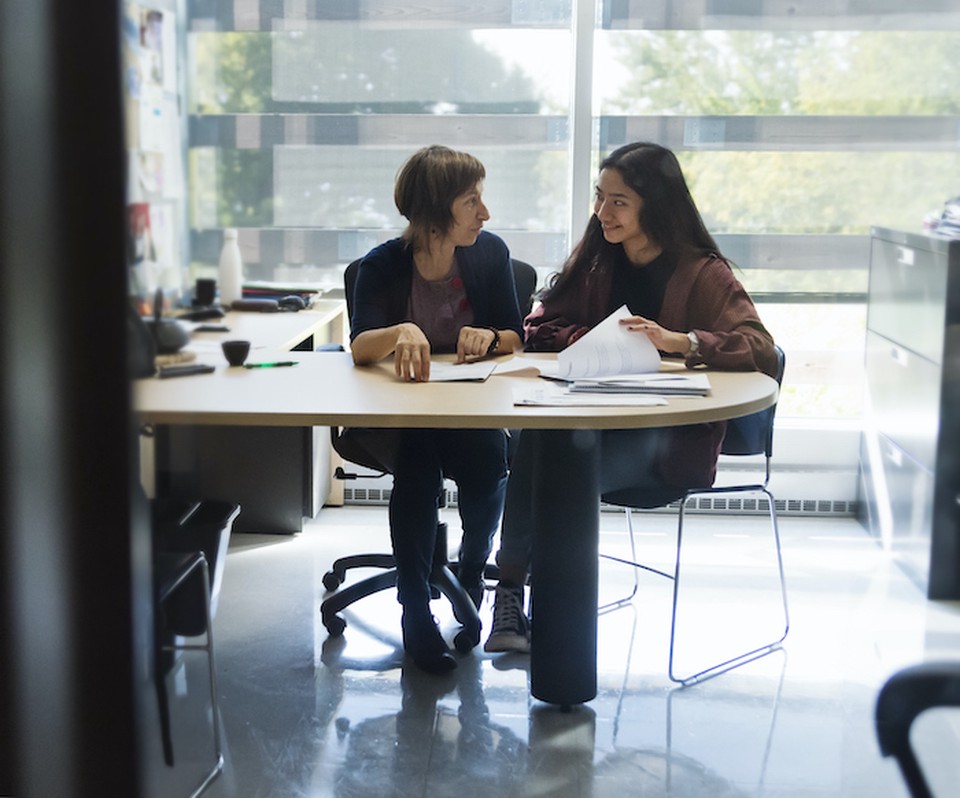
[323,613,346,636]
[322,571,342,591]
[454,627,480,653]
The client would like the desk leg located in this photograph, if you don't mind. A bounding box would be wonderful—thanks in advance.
[530,429,600,706]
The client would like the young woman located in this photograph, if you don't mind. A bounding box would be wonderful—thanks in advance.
[350,145,523,673]
[483,141,778,654]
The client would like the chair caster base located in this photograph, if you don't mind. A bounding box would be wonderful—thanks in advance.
[323,614,347,636]
[454,626,480,652]
[322,570,343,591]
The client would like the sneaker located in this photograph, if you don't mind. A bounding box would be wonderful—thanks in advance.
[483,585,530,654]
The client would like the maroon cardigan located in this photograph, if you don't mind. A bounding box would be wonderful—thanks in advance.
[524,253,777,487]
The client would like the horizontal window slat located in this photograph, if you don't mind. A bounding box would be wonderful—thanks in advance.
[189,0,571,31]
[188,114,960,152]
[603,0,960,31]
[188,229,869,275]
[604,116,960,152]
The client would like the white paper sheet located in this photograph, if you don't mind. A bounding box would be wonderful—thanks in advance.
[512,384,667,407]
[491,356,559,376]
[428,360,498,382]
[557,305,661,379]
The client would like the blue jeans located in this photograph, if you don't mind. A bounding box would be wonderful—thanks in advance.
[388,428,508,606]
[496,428,674,574]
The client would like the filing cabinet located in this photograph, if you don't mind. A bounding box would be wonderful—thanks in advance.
[858,227,960,598]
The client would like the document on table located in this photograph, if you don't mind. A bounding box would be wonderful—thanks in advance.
[568,372,711,396]
[556,305,661,379]
[428,360,499,382]
[513,383,667,407]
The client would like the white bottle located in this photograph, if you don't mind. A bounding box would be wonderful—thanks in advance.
[218,228,244,306]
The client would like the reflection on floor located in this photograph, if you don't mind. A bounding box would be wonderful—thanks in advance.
[163,507,960,797]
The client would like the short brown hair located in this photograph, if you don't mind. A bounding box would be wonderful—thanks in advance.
[394,145,486,251]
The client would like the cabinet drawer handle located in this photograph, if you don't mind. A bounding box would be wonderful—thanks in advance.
[896,246,915,266]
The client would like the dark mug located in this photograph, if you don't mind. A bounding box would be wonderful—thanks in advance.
[221,340,251,367]
[195,278,217,307]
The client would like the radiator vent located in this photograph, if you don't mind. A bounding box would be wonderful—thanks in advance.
[341,487,857,517]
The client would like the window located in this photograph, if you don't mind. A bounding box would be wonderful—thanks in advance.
[186,1,960,481]
[187,1,574,291]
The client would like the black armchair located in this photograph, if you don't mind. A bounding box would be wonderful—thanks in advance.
[152,498,240,797]
[876,661,960,797]
[319,257,537,652]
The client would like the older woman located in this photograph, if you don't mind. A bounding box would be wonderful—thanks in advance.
[350,145,523,672]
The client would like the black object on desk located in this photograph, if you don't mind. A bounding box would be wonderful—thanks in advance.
[158,364,215,379]
[179,306,226,322]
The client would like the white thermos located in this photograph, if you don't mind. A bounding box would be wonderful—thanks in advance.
[218,228,243,306]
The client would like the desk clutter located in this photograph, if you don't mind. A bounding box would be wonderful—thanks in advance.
[156,350,197,367]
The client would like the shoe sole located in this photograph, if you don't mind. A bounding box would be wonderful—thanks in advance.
[483,634,531,655]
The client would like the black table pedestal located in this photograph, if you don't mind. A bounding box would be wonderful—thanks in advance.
[530,429,601,706]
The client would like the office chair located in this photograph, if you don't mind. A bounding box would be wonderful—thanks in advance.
[876,661,960,798]
[600,345,789,685]
[320,257,537,652]
[152,498,240,798]
[511,257,538,316]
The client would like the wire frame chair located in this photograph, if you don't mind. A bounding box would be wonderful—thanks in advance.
[601,345,789,685]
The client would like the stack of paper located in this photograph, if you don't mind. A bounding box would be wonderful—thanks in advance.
[568,372,711,396]
[513,383,667,407]
[506,306,713,406]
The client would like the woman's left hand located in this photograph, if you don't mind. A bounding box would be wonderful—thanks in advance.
[619,315,689,355]
[456,325,497,362]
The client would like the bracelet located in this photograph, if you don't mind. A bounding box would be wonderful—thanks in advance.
[486,327,501,356]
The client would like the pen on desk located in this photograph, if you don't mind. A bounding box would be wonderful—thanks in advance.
[243,361,299,369]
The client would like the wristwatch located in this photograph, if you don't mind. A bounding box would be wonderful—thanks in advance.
[687,331,700,357]
[486,327,501,356]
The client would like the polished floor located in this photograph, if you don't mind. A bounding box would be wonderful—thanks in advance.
[163,506,960,797]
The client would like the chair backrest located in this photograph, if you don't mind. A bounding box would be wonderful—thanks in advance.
[719,344,785,458]
[511,258,538,316]
[343,258,362,320]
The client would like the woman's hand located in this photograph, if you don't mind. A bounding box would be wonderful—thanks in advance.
[619,315,690,355]
[395,323,431,381]
[456,325,498,363]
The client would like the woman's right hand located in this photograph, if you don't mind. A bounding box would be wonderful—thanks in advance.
[394,322,431,381]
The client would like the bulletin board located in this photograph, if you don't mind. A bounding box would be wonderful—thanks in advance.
[122,0,186,312]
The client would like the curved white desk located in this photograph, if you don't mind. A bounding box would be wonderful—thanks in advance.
[136,350,778,706]
[137,350,775,431]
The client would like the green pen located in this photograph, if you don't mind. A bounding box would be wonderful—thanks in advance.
[243,361,299,369]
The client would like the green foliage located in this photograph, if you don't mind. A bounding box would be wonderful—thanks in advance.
[605,30,960,116]
[192,30,538,114]
[683,150,960,236]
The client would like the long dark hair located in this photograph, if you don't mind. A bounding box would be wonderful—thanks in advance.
[393,145,486,253]
[547,142,720,299]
